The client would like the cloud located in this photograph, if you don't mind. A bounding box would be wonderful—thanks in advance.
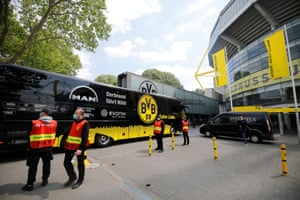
[104,40,134,58]
[135,64,214,90]
[74,50,93,79]
[134,41,193,62]
[106,0,161,34]
[164,0,221,42]
[104,40,192,62]
[135,37,146,46]
[181,0,218,16]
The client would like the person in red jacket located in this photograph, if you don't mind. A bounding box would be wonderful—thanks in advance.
[182,117,190,146]
[153,115,164,153]
[22,109,57,191]
[63,108,89,189]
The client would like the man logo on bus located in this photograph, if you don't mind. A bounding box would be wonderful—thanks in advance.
[69,86,99,103]
[137,94,158,124]
[139,80,158,94]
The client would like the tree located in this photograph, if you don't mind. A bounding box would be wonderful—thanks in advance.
[142,69,184,89]
[0,0,111,64]
[0,15,80,75]
[95,75,117,86]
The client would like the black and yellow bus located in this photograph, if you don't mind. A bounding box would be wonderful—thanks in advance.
[0,64,185,148]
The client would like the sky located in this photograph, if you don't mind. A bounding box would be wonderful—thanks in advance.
[75,0,230,91]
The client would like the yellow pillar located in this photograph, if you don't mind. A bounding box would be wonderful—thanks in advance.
[148,135,153,156]
[84,151,90,167]
[281,144,288,176]
[171,131,175,150]
[212,136,218,160]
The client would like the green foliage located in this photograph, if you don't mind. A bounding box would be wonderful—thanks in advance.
[142,69,184,89]
[0,16,80,75]
[95,74,117,86]
[0,0,111,75]
[17,0,111,52]
[19,39,81,76]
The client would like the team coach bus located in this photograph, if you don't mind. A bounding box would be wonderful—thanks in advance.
[0,64,185,148]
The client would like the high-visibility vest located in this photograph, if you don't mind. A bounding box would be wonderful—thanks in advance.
[29,120,57,149]
[64,120,90,150]
[182,120,189,132]
[154,120,162,134]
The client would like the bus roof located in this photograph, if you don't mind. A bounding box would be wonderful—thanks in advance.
[0,64,179,101]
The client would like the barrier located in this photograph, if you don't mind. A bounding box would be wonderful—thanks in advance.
[280,144,288,176]
[212,136,218,160]
[148,135,153,156]
[171,131,175,150]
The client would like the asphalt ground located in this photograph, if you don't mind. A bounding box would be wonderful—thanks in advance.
[0,128,300,200]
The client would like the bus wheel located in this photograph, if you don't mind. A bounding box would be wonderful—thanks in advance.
[250,134,260,143]
[94,134,112,147]
[205,131,212,137]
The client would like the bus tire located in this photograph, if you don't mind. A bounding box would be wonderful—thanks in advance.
[94,134,112,147]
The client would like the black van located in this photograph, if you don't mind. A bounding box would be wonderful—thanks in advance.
[199,112,274,143]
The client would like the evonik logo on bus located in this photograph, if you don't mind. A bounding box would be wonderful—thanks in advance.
[69,86,99,103]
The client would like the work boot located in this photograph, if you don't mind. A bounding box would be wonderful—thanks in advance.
[72,181,83,189]
[64,178,76,187]
[22,184,34,191]
[42,180,48,186]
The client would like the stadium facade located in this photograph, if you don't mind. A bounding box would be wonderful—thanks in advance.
[208,0,300,131]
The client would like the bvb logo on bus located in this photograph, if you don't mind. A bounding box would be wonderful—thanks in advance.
[137,94,158,124]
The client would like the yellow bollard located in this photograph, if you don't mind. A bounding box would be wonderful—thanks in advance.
[148,135,153,156]
[212,136,218,160]
[171,131,175,150]
[280,144,288,176]
[84,151,90,167]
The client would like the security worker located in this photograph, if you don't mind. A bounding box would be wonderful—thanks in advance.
[154,115,164,153]
[182,117,190,145]
[63,108,89,189]
[22,109,57,191]
[238,115,248,144]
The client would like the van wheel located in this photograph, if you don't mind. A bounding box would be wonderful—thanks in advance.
[205,131,212,137]
[94,134,112,147]
[250,134,260,143]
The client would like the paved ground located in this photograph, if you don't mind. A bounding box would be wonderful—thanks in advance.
[0,128,300,200]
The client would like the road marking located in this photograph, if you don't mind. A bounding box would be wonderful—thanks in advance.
[124,181,152,200]
[103,164,152,200]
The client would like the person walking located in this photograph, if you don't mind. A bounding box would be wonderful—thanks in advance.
[63,108,89,189]
[22,109,57,191]
[182,117,190,145]
[238,115,248,144]
[153,115,164,153]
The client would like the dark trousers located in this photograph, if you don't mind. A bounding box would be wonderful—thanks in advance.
[183,132,189,145]
[64,150,85,183]
[155,133,163,151]
[26,151,52,185]
[241,129,247,144]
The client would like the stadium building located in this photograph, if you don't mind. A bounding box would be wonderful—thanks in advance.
[208,0,300,132]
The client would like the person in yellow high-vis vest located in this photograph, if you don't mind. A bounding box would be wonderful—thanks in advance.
[63,108,89,189]
[181,117,189,146]
[22,109,57,191]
